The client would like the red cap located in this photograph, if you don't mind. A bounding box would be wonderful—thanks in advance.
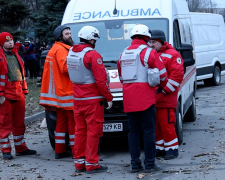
[0,32,13,47]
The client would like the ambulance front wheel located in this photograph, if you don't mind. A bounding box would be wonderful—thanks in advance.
[175,101,183,145]
[49,134,55,150]
[184,95,196,122]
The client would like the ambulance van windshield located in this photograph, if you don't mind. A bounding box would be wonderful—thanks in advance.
[67,18,168,67]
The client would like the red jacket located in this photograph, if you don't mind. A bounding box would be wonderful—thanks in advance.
[117,39,168,113]
[156,42,184,109]
[72,44,113,105]
[0,47,28,100]
[14,42,23,51]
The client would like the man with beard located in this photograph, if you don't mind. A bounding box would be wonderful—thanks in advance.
[0,32,37,160]
[39,25,75,159]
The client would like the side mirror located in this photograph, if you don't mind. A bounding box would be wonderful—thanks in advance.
[176,43,195,67]
[41,50,49,69]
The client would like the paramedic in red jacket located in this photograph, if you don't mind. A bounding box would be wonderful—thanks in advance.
[67,26,113,174]
[149,29,184,160]
[117,24,168,173]
[0,32,36,160]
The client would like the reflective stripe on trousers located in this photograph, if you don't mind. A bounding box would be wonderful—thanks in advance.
[55,132,66,137]
[55,140,65,144]
[85,161,99,166]
[2,143,11,148]
[14,139,25,146]
[69,134,74,145]
[0,138,9,142]
[13,135,24,140]
[74,158,85,164]
[164,138,178,146]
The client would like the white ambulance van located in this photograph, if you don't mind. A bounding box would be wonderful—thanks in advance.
[60,0,196,144]
[190,13,225,86]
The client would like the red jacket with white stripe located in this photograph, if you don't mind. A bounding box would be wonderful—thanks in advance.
[72,44,113,105]
[117,39,168,113]
[0,47,28,100]
[156,42,184,109]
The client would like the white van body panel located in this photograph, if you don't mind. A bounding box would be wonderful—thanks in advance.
[190,13,225,81]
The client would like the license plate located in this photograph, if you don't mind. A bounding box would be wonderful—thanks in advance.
[103,123,123,132]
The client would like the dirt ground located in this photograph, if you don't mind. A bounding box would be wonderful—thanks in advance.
[25,78,45,117]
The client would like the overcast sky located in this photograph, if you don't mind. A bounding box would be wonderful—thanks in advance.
[213,0,225,8]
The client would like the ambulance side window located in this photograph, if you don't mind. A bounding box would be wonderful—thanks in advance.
[173,20,181,49]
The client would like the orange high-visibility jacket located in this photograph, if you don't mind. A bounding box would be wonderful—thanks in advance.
[39,42,73,110]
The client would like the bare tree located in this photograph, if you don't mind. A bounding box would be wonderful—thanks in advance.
[19,0,41,40]
[187,0,217,12]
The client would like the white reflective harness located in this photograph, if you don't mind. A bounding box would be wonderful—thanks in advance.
[67,47,95,84]
[67,47,104,101]
[120,45,152,84]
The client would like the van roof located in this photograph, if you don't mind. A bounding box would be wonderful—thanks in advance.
[62,0,189,25]
[190,12,224,25]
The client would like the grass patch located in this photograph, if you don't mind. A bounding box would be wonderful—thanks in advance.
[25,78,44,116]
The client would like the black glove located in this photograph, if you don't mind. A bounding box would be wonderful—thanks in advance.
[156,87,167,96]
[156,87,163,94]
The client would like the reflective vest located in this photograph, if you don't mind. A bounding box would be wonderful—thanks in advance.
[120,45,152,84]
[67,47,95,84]
[0,47,28,99]
[67,47,105,101]
[39,42,73,110]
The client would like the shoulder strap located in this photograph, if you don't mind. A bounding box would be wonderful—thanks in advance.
[138,44,148,50]
[143,48,152,68]
[82,47,94,53]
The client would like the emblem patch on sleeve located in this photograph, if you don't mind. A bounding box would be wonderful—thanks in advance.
[97,58,103,65]
[176,58,182,64]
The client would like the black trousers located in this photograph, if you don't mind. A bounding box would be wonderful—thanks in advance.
[35,58,40,77]
[27,59,37,78]
[127,105,156,169]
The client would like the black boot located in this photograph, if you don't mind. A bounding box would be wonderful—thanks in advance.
[144,164,162,173]
[131,166,144,173]
[164,149,178,160]
[86,165,108,174]
[156,150,166,158]
[55,151,71,159]
[75,168,86,173]
[16,149,37,156]
[3,152,13,160]
[164,154,178,160]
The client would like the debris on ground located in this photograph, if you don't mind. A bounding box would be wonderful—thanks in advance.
[194,153,219,157]
[137,173,147,179]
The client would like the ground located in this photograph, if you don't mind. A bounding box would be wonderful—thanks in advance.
[25,78,44,117]
[1,79,225,179]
